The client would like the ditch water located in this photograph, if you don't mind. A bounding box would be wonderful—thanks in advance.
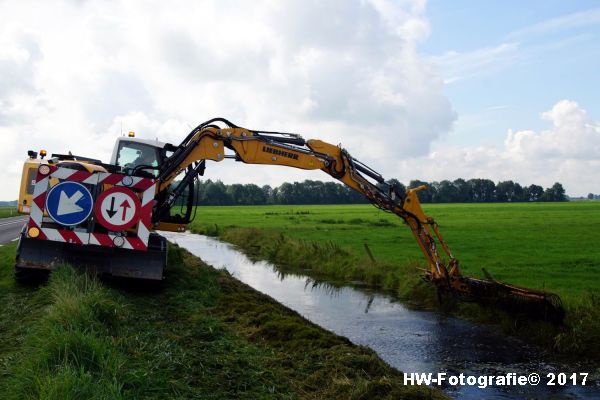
[161,232,599,400]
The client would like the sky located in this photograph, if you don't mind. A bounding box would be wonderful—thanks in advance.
[0,0,598,200]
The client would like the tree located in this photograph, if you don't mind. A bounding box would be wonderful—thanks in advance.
[496,180,517,202]
[226,184,246,205]
[291,182,307,204]
[513,182,525,202]
[245,184,267,205]
[527,184,544,201]
[204,180,231,205]
[542,182,567,202]
[195,178,568,205]
[302,180,325,204]
[453,178,471,202]
[587,193,594,200]
[322,182,340,204]
[276,182,294,204]
[468,179,496,202]
[433,180,458,203]
[262,185,274,204]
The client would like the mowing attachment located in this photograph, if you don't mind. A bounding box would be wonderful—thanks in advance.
[438,272,565,324]
[397,186,565,324]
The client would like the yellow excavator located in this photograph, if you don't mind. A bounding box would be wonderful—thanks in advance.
[16,118,564,323]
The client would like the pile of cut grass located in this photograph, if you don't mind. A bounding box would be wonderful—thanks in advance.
[212,256,442,399]
[0,242,445,399]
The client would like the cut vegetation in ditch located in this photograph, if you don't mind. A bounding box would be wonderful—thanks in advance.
[0,243,445,400]
[189,203,600,361]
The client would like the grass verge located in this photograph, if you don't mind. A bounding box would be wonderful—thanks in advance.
[0,243,445,399]
[0,207,17,218]
[196,226,600,361]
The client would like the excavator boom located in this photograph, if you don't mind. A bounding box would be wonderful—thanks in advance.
[154,118,565,323]
[16,117,564,323]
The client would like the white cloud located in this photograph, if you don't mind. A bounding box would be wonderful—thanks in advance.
[506,8,600,40]
[394,100,600,196]
[0,0,455,200]
[429,42,521,84]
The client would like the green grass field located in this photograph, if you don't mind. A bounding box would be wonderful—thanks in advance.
[190,202,600,302]
[0,207,17,219]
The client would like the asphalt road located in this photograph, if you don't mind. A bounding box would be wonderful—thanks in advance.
[0,215,28,245]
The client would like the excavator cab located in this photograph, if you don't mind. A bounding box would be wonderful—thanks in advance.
[111,137,165,177]
[110,136,198,229]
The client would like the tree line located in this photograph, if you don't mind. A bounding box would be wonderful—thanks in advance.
[191,178,567,205]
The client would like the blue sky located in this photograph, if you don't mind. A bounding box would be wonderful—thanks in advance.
[422,1,599,149]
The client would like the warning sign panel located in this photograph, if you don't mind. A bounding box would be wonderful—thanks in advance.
[46,181,94,226]
[94,187,142,231]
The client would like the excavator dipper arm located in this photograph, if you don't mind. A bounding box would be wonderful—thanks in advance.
[155,118,564,323]
[156,118,455,284]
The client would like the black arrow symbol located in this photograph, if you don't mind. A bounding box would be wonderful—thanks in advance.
[106,197,117,218]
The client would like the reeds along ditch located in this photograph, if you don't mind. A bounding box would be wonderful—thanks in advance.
[197,225,600,361]
[194,225,436,306]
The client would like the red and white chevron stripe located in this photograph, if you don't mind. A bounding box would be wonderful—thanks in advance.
[28,165,155,250]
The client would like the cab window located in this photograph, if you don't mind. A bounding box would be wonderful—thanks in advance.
[115,141,160,175]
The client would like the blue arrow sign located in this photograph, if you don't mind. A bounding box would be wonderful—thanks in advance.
[45,181,93,226]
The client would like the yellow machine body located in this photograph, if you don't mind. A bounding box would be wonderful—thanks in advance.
[15,119,565,323]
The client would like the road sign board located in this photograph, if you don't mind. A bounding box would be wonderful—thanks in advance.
[45,181,94,226]
[94,187,141,231]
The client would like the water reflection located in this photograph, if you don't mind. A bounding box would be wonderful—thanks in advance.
[161,232,599,400]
